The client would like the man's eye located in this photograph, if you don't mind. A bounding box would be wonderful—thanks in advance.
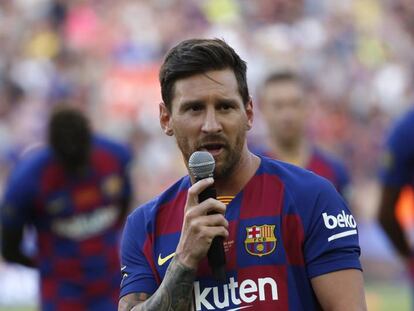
[219,104,233,110]
[189,105,202,111]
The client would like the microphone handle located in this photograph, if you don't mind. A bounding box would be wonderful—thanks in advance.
[197,183,226,282]
[207,236,226,282]
[198,184,216,202]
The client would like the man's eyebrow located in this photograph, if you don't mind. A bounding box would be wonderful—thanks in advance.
[217,98,238,105]
[179,99,204,110]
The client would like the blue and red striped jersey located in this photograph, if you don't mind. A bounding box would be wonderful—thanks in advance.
[120,156,361,310]
[381,108,414,188]
[1,135,132,311]
[252,146,351,199]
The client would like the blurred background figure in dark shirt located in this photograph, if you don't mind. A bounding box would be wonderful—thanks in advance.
[1,104,132,311]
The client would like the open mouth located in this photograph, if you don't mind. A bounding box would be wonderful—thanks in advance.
[199,143,225,156]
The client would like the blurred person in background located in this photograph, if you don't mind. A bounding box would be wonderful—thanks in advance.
[378,107,414,309]
[254,70,351,200]
[378,0,414,309]
[118,38,366,311]
[1,104,132,310]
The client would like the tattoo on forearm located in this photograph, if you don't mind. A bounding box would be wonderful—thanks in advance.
[131,257,196,311]
[119,293,149,311]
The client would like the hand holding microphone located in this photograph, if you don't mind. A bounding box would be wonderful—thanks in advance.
[189,151,227,282]
[174,151,228,282]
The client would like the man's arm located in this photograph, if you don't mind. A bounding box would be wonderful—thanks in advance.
[119,293,149,311]
[378,186,412,259]
[119,177,228,311]
[1,225,36,268]
[311,269,367,311]
[119,256,195,311]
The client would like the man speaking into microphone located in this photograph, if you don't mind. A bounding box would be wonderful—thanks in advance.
[118,38,367,311]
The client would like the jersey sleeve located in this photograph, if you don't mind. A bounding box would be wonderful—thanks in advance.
[120,207,158,298]
[303,177,361,279]
[1,160,37,228]
[380,110,414,187]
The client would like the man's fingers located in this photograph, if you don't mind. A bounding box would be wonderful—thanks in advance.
[186,177,214,207]
[199,198,226,215]
[191,214,229,229]
[204,226,229,240]
[185,198,226,219]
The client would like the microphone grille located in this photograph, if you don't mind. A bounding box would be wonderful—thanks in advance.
[188,151,215,179]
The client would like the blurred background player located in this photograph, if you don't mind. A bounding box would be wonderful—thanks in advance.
[378,107,414,309]
[0,104,132,310]
[253,70,351,199]
[378,1,414,310]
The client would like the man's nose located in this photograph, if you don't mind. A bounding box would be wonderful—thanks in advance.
[201,109,222,133]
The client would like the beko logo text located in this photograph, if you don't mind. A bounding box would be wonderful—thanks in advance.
[322,210,356,229]
[322,210,358,242]
[194,277,278,310]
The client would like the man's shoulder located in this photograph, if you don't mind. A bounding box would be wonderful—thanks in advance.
[261,155,314,177]
[261,157,348,227]
[93,135,132,160]
[390,108,414,138]
[311,147,348,173]
[400,107,414,124]
[249,143,270,157]
[12,147,52,176]
[127,176,190,222]
[261,155,328,188]
[258,157,344,232]
[384,108,414,158]
[2,147,53,198]
[127,196,159,224]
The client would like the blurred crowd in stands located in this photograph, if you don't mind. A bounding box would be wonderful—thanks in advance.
[0,0,414,306]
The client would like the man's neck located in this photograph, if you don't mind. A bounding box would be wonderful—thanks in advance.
[214,148,260,197]
[270,137,310,168]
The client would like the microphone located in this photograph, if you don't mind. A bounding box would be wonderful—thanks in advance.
[188,151,226,282]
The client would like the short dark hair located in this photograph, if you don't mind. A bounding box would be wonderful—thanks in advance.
[263,70,303,88]
[159,38,249,110]
[259,70,307,98]
[48,105,91,171]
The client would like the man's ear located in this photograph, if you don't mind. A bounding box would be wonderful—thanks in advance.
[245,97,254,130]
[159,103,174,136]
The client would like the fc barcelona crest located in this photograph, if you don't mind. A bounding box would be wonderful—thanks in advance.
[245,224,277,257]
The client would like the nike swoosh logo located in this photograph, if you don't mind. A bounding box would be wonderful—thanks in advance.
[158,252,176,266]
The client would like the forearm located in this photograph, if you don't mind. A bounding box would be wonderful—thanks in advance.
[1,227,36,268]
[378,187,412,259]
[312,269,367,311]
[128,256,196,311]
[120,178,228,311]
[2,250,36,268]
[379,213,412,258]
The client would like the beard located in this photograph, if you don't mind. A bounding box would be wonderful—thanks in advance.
[175,129,246,181]
[213,131,244,179]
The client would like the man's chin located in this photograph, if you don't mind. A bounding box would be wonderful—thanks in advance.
[214,158,236,180]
